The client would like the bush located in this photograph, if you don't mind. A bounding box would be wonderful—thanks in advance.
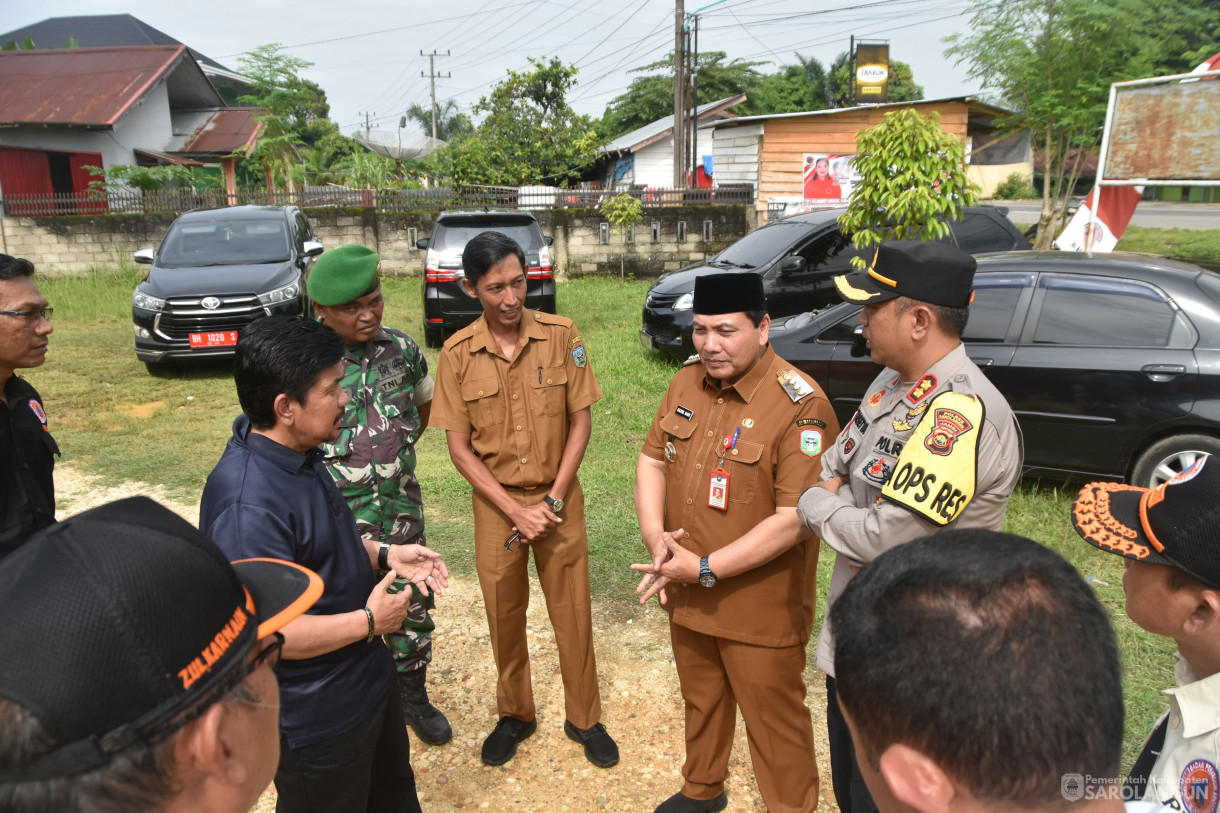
[993,171,1037,200]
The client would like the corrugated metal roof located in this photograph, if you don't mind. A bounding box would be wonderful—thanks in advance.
[0,45,192,127]
[168,107,265,157]
[698,96,1016,130]
[602,94,746,155]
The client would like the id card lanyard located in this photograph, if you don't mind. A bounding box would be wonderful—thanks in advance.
[708,426,739,511]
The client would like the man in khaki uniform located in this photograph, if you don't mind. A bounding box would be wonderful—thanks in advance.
[633,273,840,813]
[429,230,618,769]
[797,240,1024,813]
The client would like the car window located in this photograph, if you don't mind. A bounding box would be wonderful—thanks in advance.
[795,230,865,273]
[433,219,543,252]
[953,212,1014,253]
[1033,274,1176,347]
[157,219,291,267]
[715,222,812,268]
[962,272,1035,343]
[815,306,864,343]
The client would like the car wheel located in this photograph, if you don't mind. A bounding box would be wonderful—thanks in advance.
[424,325,444,348]
[143,360,171,377]
[1130,434,1220,488]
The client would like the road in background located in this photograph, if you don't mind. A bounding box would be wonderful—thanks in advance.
[994,200,1220,230]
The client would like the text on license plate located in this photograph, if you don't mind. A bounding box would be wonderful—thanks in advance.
[189,331,238,348]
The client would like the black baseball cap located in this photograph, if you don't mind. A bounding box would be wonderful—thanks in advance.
[1072,455,1220,588]
[0,497,323,781]
[833,240,977,308]
[693,272,766,314]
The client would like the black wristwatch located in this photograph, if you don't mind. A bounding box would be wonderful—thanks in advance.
[378,542,390,572]
[698,556,718,588]
[543,495,564,513]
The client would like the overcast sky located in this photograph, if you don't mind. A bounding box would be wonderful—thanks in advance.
[5,0,985,137]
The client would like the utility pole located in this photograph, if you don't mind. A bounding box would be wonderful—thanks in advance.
[673,0,685,188]
[359,112,373,138]
[421,50,451,141]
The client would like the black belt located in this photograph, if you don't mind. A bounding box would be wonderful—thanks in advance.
[502,483,551,492]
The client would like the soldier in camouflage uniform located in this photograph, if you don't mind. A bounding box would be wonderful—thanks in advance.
[307,243,452,746]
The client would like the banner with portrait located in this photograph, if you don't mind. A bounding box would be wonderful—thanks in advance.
[802,153,860,203]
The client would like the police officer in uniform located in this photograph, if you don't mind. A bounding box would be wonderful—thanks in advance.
[797,240,1023,813]
[0,254,57,561]
[307,244,451,745]
[429,231,618,769]
[633,273,839,813]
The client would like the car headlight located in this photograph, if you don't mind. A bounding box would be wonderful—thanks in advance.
[259,279,301,306]
[674,292,694,310]
[133,290,166,311]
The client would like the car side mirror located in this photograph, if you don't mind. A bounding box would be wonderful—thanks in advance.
[302,241,324,258]
[780,256,807,275]
[417,237,430,250]
[133,248,154,265]
[544,235,554,246]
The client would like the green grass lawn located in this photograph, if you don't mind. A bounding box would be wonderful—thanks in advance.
[27,268,1172,767]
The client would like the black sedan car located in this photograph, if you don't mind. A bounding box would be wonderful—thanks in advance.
[641,205,1029,361]
[769,251,1220,487]
[132,206,323,371]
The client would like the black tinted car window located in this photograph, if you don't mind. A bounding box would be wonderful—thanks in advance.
[1034,274,1175,347]
[953,212,1012,253]
[816,307,864,343]
[796,230,863,273]
[433,220,541,252]
[715,222,812,268]
[158,219,291,267]
[962,273,1035,343]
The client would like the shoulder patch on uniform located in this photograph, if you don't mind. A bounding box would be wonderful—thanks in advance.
[29,399,46,425]
[572,344,587,367]
[799,428,823,457]
[777,369,815,402]
[906,374,937,405]
[796,417,825,428]
[881,391,984,527]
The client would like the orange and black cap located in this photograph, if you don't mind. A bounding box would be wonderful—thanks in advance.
[1071,456,1220,589]
[0,497,322,782]
[833,240,977,308]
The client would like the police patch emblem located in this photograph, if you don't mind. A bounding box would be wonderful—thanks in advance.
[924,408,975,456]
[572,345,587,367]
[1180,759,1220,813]
[29,400,46,425]
[868,389,885,408]
[862,457,893,485]
[800,429,822,457]
[842,437,856,456]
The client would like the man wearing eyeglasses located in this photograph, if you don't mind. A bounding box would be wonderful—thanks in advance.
[0,254,56,562]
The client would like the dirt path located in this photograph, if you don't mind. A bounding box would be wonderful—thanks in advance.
[55,465,837,813]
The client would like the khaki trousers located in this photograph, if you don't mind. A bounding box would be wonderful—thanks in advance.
[472,479,601,729]
[671,622,819,813]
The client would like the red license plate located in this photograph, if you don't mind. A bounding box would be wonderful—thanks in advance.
[189,330,238,348]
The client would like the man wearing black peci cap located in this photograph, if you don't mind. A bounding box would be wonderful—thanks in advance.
[632,272,839,813]
[1073,455,1220,809]
[0,496,322,813]
[797,240,1024,813]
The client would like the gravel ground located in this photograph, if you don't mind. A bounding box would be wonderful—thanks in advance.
[56,465,837,813]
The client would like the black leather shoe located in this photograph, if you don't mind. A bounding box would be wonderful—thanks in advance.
[481,716,537,766]
[564,720,620,767]
[653,791,728,813]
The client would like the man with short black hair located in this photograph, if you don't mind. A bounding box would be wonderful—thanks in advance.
[798,240,1024,813]
[632,272,839,813]
[0,496,322,813]
[1073,455,1220,808]
[201,315,448,813]
[307,244,450,746]
[0,253,57,560]
[429,230,618,769]
[830,529,1128,813]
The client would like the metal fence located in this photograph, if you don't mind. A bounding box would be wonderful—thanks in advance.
[0,184,753,218]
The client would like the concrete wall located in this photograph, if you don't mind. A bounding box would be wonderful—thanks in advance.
[0,205,752,278]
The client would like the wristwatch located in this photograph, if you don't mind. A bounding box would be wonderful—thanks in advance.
[543,495,564,513]
[698,556,718,588]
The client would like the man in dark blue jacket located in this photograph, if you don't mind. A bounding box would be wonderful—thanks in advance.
[201,316,448,813]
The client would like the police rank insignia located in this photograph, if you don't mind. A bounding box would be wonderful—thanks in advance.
[800,428,822,457]
[906,374,937,404]
[893,418,912,432]
[778,369,815,402]
[868,389,885,408]
[572,345,587,367]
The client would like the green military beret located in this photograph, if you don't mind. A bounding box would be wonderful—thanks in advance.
[307,244,382,306]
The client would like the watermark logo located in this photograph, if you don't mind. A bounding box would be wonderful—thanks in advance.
[1062,774,1086,802]
[1061,774,1167,803]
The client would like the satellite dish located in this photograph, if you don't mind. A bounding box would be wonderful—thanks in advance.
[351,129,446,160]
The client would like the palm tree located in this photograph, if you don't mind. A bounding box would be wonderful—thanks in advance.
[405,99,471,142]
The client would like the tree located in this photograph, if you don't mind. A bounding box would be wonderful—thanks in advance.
[405,99,471,142]
[599,193,644,279]
[828,52,924,108]
[736,54,832,116]
[600,52,765,139]
[945,0,1219,248]
[837,109,979,268]
[429,57,601,187]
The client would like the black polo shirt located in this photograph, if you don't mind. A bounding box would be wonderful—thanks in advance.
[0,374,58,560]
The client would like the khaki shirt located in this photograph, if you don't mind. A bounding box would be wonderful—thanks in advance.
[643,345,840,647]
[430,309,603,488]
[798,343,1024,674]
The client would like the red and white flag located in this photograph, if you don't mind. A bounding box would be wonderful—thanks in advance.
[1054,185,1144,252]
